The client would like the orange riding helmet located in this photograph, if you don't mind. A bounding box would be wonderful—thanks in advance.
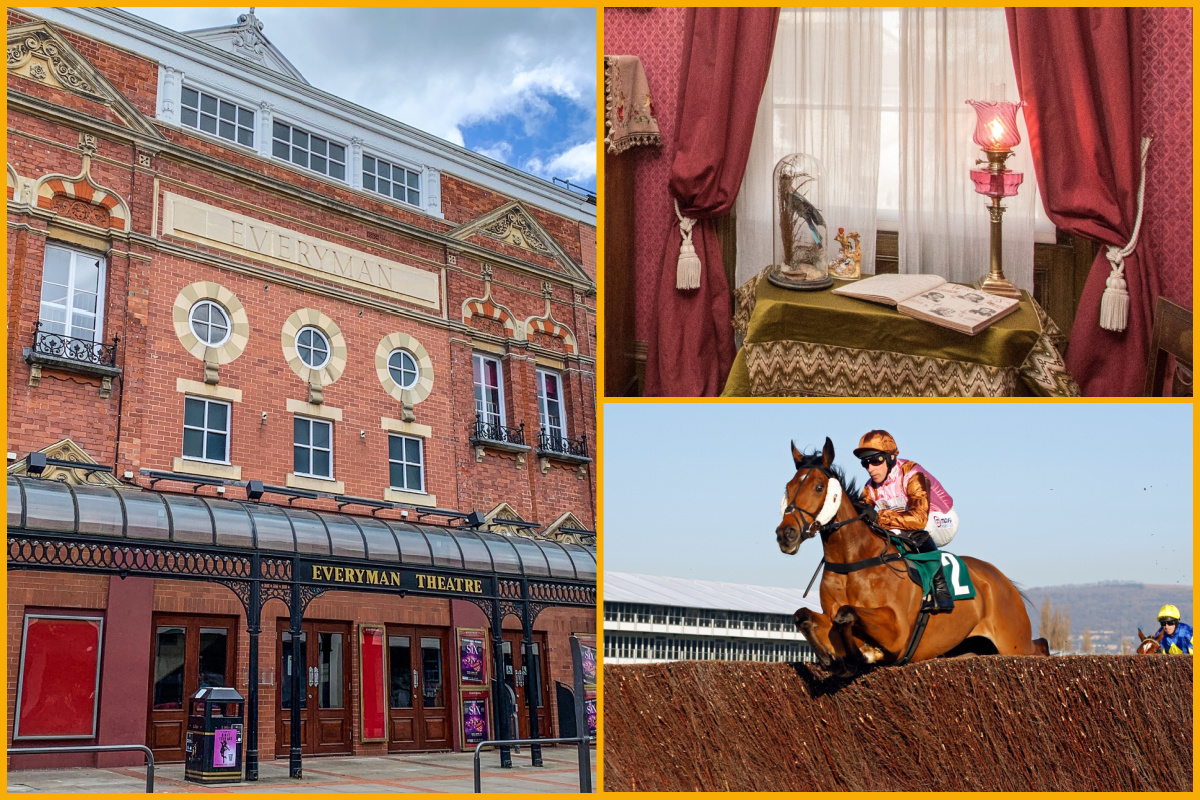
[853,430,899,459]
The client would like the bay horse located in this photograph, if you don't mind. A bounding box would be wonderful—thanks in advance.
[775,438,1048,675]
[1136,628,1164,654]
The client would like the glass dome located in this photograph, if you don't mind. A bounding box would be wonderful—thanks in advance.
[771,153,831,288]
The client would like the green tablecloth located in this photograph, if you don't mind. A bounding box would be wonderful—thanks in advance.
[722,272,1078,397]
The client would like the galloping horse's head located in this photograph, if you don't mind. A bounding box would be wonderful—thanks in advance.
[776,437,843,555]
[1136,627,1164,655]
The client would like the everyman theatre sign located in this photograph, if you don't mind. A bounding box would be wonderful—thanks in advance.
[302,560,491,596]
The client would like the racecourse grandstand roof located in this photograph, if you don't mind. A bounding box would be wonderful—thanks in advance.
[605,571,820,615]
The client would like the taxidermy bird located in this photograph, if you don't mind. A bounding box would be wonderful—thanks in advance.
[789,189,825,246]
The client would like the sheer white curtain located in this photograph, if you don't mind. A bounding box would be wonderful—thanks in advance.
[898,7,1039,291]
[736,8,883,288]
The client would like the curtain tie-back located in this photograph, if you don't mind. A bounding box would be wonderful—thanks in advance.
[1100,135,1152,333]
[674,199,702,290]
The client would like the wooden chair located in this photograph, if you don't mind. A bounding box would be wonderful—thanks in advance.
[1144,297,1192,396]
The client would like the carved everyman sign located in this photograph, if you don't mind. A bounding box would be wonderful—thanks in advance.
[162,193,440,310]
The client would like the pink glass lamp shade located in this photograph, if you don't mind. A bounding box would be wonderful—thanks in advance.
[966,99,1025,150]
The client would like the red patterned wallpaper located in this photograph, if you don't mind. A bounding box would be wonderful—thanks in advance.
[606,7,1192,342]
[1140,7,1192,311]
[605,7,687,341]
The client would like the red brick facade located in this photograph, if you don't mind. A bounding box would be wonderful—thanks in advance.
[7,9,596,768]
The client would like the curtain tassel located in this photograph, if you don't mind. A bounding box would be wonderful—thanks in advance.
[674,199,701,290]
[1099,136,1151,333]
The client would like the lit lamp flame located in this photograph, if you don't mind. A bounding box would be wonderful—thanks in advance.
[988,118,1006,147]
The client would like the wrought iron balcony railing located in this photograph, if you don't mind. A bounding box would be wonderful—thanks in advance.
[31,322,119,368]
[537,429,588,459]
[471,415,527,447]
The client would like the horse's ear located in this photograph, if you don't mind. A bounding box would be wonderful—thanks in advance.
[791,440,803,470]
[822,437,835,469]
[1138,627,1145,639]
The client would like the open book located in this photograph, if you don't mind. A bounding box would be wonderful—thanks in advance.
[833,274,1020,335]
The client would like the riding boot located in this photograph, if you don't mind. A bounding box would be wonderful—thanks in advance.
[931,567,955,614]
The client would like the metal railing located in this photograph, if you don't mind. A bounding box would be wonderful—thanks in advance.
[537,429,588,458]
[471,415,526,447]
[473,736,595,793]
[31,322,119,368]
[9,744,155,792]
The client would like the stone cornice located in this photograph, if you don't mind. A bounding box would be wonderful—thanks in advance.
[9,91,597,293]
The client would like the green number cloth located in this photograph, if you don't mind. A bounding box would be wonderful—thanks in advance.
[902,550,977,600]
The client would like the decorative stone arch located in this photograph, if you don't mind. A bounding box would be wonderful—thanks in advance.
[281,308,347,397]
[524,316,578,355]
[374,331,434,406]
[6,439,122,486]
[7,163,20,201]
[33,164,131,233]
[172,282,251,368]
[462,294,519,340]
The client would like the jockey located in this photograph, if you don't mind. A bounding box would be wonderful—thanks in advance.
[854,430,955,614]
[1154,605,1194,654]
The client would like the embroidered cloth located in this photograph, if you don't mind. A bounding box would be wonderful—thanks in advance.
[604,55,661,154]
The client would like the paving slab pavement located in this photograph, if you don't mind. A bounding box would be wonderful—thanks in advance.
[8,745,596,793]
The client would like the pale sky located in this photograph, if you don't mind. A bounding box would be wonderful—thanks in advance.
[602,402,1193,590]
[122,7,598,190]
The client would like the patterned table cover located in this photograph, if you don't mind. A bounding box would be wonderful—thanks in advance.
[722,270,1079,397]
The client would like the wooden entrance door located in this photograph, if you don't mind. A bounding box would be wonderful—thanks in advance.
[501,632,553,740]
[146,615,238,763]
[387,627,450,751]
[275,620,351,756]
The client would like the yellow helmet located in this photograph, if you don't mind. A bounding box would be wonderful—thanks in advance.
[1157,604,1181,623]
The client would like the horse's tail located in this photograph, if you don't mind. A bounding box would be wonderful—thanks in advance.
[1010,581,1036,612]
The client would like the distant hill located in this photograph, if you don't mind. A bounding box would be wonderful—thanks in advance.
[1022,582,1192,653]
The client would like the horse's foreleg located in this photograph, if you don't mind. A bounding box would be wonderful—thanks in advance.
[831,607,885,672]
[835,605,910,662]
[794,607,846,671]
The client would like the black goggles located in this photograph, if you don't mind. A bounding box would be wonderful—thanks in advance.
[860,454,888,468]
[1160,618,1179,625]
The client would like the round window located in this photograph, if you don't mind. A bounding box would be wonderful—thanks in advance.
[387,348,419,389]
[189,300,231,347]
[297,326,331,369]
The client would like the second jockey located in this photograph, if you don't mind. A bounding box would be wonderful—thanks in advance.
[854,429,957,614]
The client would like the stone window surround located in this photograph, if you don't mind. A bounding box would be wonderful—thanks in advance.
[381,416,436,507]
[172,378,243,480]
[172,282,250,366]
[375,332,434,406]
[281,308,346,389]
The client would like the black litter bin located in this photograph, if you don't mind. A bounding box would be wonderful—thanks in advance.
[184,687,245,784]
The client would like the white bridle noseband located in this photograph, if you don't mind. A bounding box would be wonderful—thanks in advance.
[781,472,843,535]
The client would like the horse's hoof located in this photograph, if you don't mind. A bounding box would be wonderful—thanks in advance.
[794,608,810,627]
[860,645,884,664]
[833,606,856,626]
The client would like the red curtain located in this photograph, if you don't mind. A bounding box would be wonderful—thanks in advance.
[644,7,779,397]
[1006,8,1153,396]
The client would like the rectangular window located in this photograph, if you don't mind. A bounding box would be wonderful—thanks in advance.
[39,244,105,342]
[272,121,346,180]
[388,434,424,492]
[472,354,505,428]
[182,397,230,463]
[294,416,333,479]
[362,154,421,207]
[536,369,566,440]
[15,614,105,739]
[180,86,255,147]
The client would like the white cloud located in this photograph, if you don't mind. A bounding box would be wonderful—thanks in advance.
[474,142,513,164]
[525,141,596,184]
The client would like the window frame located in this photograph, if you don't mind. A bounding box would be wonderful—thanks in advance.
[271,120,347,181]
[387,433,425,493]
[39,244,107,343]
[296,326,332,370]
[182,396,232,465]
[187,299,233,348]
[472,353,506,428]
[362,153,422,208]
[179,85,256,149]
[536,368,567,440]
[293,415,334,480]
[387,348,419,390]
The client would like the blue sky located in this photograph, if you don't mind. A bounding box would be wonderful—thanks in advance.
[124,8,597,190]
[602,402,1193,590]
